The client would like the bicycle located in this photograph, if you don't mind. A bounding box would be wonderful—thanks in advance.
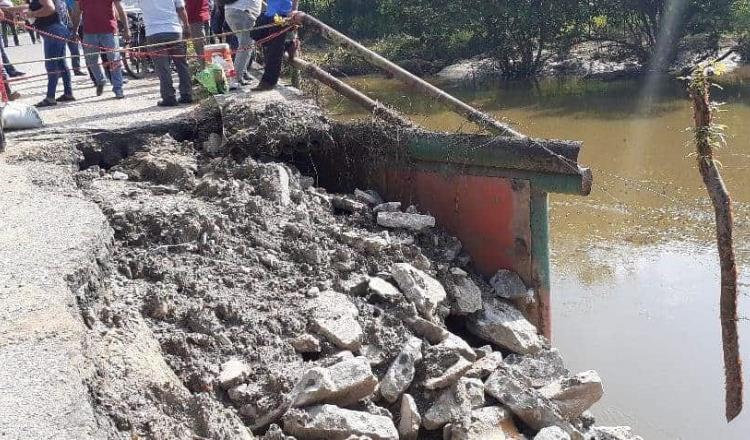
[121,9,154,79]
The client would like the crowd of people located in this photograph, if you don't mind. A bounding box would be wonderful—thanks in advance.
[0,0,300,108]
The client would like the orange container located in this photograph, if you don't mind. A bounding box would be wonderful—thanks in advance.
[204,43,236,79]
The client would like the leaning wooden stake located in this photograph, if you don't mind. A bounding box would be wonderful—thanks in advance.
[688,67,744,422]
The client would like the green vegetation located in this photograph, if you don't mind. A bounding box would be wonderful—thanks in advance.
[301,0,745,78]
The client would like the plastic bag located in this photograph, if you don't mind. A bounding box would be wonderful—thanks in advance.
[195,63,227,95]
[2,102,44,130]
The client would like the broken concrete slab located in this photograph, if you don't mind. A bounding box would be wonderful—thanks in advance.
[333,196,366,213]
[489,270,529,299]
[291,356,377,407]
[373,201,401,213]
[368,277,402,302]
[424,356,473,390]
[381,337,423,403]
[354,189,384,206]
[438,332,478,362]
[392,263,447,320]
[291,334,322,353]
[405,316,449,344]
[284,405,398,440]
[399,394,421,440]
[450,276,483,316]
[535,426,572,440]
[467,298,545,355]
[465,351,504,379]
[364,236,390,254]
[218,359,250,389]
[590,426,644,440]
[258,164,291,206]
[505,349,568,388]
[312,290,363,351]
[539,370,604,420]
[423,378,480,430]
[377,211,436,231]
[448,406,521,440]
[484,365,583,439]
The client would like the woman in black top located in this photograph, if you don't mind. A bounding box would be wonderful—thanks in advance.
[26,0,75,107]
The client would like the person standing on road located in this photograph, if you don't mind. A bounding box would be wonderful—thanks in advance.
[24,0,76,107]
[63,0,84,75]
[135,0,192,107]
[250,0,298,91]
[71,0,130,99]
[223,0,260,90]
[185,0,209,67]
[0,0,20,47]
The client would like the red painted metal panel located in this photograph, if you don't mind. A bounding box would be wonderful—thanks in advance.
[378,169,531,281]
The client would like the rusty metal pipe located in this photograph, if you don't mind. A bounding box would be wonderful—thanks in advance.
[300,13,526,139]
[289,56,411,127]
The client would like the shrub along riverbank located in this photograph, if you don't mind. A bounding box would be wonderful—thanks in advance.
[299,0,750,80]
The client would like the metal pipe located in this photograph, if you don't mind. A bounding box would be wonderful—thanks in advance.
[288,56,410,127]
[300,13,526,139]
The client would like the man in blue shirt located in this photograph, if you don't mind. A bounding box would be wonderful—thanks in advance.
[250,0,297,91]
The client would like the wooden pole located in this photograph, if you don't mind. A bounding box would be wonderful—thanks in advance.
[288,56,411,127]
[689,68,744,422]
[299,13,526,139]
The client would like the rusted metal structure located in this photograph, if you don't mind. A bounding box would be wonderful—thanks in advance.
[292,13,592,338]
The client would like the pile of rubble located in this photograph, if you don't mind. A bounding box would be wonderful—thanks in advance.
[75,134,641,440]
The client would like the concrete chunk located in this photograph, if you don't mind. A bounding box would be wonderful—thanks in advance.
[258,164,291,206]
[291,334,322,353]
[392,263,447,319]
[465,351,504,379]
[368,277,402,302]
[291,356,377,407]
[381,337,423,403]
[405,316,449,344]
[449,406,521,440]
[467,298,545,354]
[489,270,528,299]
[423,378,480,430]
[438,333,477,362]
[484,365,583,439]
[313,290,363,351]
[333,196,366,213]
[218,359,250,389]
[354,189,384,206]
[505,349,568,388]
[373,202,401,213]
[424,357,473,390]
[535,426,572,440]
[591,426,644,440]
[377,211,435,231]
[450,277,483,316]
[539,371,604,420]
[284,405,398,440]
[399,394,421,440]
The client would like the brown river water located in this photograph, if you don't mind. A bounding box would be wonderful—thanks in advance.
[320,73,750,439]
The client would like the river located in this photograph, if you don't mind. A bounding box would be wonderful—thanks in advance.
[320,73,750,439]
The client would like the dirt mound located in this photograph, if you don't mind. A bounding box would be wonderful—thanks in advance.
[74,129,636,440]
